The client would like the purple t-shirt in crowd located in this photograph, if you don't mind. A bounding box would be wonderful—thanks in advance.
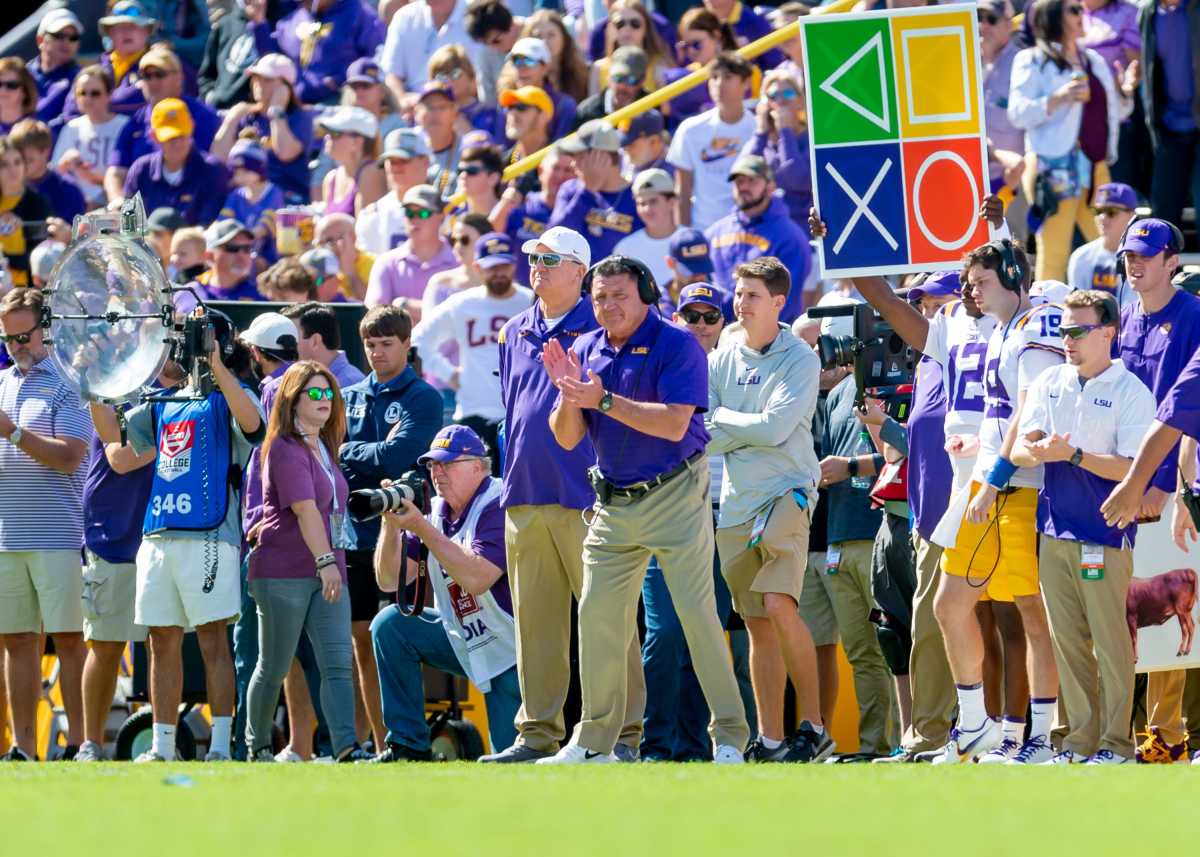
[250,434,350,581]
[1082,0,1141,70]
[82,432,155,565]
[497,296,599,509]
[572,310,709,487]
[907,355,952,540]
[123,147,230,226]
[546,178,643,263]
[1117,289,1200,492]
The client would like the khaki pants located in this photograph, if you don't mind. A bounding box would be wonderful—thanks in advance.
[576,459,749,754]
[902,535,955,753]
[505,504,646,753]
[826,539,898,754]
[1039,536,1135,757]
[1147,669,1187,746]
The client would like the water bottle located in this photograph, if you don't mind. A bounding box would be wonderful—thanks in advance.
[850,430,873,491]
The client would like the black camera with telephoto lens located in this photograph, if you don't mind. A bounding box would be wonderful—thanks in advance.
[808,302,915,415]
[348,469,430,521]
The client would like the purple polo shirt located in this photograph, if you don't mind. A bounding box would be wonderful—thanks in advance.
[546,178,643,264]
[123,147,230,227]
[497,296,598,510]
[108,96,221,170]
[243,363,292,535]
[250,435,350,581]
[1158,347,1200,490]
[365,241,457,307]
[82,432,154,565]
[29,57,78,125]
[907,355,952,540]
[1155,3,1196,132]
[1082,1,1141,69]
[329,351,366,389]
[1118,289,1200,492]
[571,310,708,487]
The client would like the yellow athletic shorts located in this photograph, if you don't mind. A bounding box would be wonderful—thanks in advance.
[940,482,1039,602]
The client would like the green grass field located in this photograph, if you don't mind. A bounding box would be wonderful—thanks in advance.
[0,762,1188,854]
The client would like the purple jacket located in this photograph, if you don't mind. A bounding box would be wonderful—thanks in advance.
[741,128,812,231]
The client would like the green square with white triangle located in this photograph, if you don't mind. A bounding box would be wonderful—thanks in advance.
[804,17,900,146]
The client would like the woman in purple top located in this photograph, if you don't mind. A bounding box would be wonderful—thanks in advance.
[245,361,368,763]
[741,68,812,232]
[1081,0,1142,69]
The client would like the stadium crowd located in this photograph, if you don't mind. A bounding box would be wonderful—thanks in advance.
[2,0,1200,766]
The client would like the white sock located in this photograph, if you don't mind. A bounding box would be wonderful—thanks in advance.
[761,736,783,750]
[1030,698,1056,739]
[955,683,987,732]
[152,723,176,759]
[1002,717,1025,743]
[210,716,232,756]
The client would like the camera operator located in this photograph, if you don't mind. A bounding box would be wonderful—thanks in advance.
[541,254,749,764]
[94,309,265,762]
[368,426,520,761]
[0,287,92,761]
[706,258,829,763]
[339,306,443,755]
[1014,290,1155,764]
[484,227,646,764]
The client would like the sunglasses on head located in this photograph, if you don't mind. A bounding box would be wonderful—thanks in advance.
[678,39,705,54]
[680,308,722,325]
[458,163,487,176]
[512,55,542,68]
[613,17,644,28]
[304,386,335,401]
[404,206,434,220]
[47,31,82,42]
[611,73,641,87]
[0,80,22,91]
[529,251,566,268]
[766,86,798,101]
[140,70,172,81]
[978,11,999,24]
[1060,323,1104,340]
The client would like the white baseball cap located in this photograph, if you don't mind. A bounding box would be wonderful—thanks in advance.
[1031,279,1071,305]
[38,8,83,36]
[317,105,379,140]
[247,53,298,87]
[510,37,552,66]
[240,312,299,352]
[522,226,591,269]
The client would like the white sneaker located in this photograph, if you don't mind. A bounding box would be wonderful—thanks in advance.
[534,743,615,765]
[977,737,1021,764]
[205,747,232,762]
[931,719,1002,765]
[713,745,745,765]
[274,746,306,763]
[1192,750,1200,766]
[1006,734,1055,765]
[74,741,105,762]
[134,749,176,763]
[1044,750,1082,765]
[1083,749,1130,765]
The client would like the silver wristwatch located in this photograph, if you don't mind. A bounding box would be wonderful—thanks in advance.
[8,426,22,446]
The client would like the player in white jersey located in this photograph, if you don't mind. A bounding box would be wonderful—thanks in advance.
[932,240,1065,765]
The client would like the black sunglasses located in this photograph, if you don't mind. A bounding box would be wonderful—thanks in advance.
[0,80,22,91]
[680,308,722,325]
[509,102,535,112]
[452,235,474,246]
[78,89,106,98]
[140,70,172,81]
[0,327,37,345]
[978,11,999,24]
[458,163,487,176]
[221,243,255,254]
[611,73,641,87]
[678,39,705,54]
[47,31,81,42]
[1067,3,1083,13]
[613,17,644,28]
[1060,323,1104,340]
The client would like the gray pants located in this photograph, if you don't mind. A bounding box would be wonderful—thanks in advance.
[245,577,355,756]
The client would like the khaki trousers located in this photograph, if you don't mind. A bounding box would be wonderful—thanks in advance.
[505,504,646,753]
[1039,536,1135,757]
[576,459,749,754]
[826,539,898,754]
[1147,669,1187,746]
[902,535,955,753]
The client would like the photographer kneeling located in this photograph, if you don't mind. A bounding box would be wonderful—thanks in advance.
[368,425,520,762]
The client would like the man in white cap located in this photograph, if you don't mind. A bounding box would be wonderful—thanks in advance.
[614,168,679,289]
[29,8,83,123]
[483,226,647,762]
[357,129,433,255]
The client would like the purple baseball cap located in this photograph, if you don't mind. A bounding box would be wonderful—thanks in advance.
[678,283,723,311]
[908,270,961,301]
[474,232,516,268]
[418,80,455,103]
[1118,218,1180,257]
[418,424,488,464]
[1092,182,1136,211]
[669,228,714,277]
[346,58,384,86]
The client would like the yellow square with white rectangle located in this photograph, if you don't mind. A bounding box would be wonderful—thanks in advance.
[891,9,981,139]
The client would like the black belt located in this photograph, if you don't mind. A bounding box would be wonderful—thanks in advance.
[608,452,703,500]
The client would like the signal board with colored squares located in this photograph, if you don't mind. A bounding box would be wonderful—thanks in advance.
[802,4,991,278]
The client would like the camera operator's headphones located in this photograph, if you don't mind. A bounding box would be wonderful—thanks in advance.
[1113,217,1186,278]
[581,255,662,306]
[983,239,1025,293]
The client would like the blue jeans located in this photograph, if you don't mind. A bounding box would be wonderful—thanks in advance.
[640,549,733,761]
[370,605,520,753]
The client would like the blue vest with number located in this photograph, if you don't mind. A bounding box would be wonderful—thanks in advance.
[143,392,233,534]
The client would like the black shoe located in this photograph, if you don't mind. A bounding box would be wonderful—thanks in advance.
[784,722,836,763]
[0,747,33,761]
[744,737,790,763]
[57,745,79,762]
[360,743,434,763]
[337,744,375,763]
[477,743,553,764]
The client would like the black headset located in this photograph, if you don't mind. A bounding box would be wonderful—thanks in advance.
[581,255,661,305]
[982,239,1025,293]
[1114,217,1186,278]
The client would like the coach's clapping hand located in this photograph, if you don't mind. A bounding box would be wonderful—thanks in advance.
[542,339,581,389]
[1026,432,1074,463]
[559,369,604,410]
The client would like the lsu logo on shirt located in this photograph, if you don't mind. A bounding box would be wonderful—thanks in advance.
[158,420,194,482]
[711,232,771,252]
[631,346,650,355]
[700,137,741,164]
[738,371,761,386]
[584,209,635,235]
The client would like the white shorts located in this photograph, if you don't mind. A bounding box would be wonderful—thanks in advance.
[82,551,148,643]
[135,536,241,629]
[0,549,84,634]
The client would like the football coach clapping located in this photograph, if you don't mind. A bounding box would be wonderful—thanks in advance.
[538,255,749,764]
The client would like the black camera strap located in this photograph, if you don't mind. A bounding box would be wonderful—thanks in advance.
[1180,466,1200,532]
[396,482,433,617]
